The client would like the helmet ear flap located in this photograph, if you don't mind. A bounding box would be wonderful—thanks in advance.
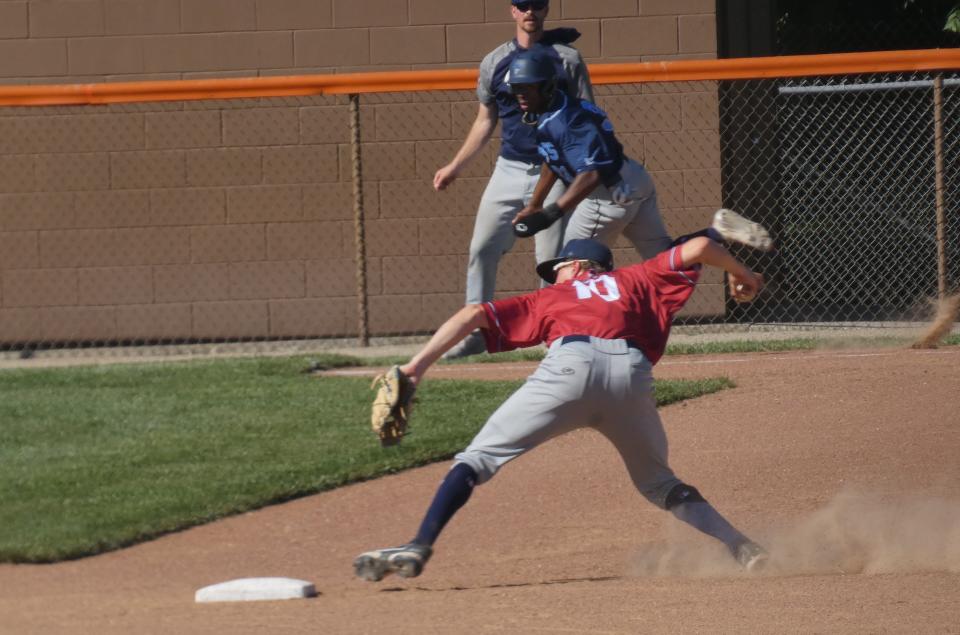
[542,77,558,104]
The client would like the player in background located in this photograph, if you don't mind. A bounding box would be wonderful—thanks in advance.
[434,0,594,359]
[353,229,771,583]
[507,49,773,255]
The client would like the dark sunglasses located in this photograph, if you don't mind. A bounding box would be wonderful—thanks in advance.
[515,1,548,12]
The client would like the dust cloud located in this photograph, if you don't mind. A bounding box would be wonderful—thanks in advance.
[912,294,960,349]
[630,490,960,577]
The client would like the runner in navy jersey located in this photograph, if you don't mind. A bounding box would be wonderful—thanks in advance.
[508,49,773,257]
[354,233,770,582]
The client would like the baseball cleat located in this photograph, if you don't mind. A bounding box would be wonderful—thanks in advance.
[442,330,487,360]
[734,541,769,572]
[353,543,432,582]
[712,209,774,252]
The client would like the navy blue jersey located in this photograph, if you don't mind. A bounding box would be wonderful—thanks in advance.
[534,93,625,187]
[478,41,592,164]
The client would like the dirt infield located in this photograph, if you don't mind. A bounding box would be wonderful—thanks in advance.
[2,347,959,634]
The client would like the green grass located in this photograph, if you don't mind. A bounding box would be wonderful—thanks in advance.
[0,356,731,563]
[353,334,958,368]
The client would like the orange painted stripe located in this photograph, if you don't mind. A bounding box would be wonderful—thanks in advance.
[0,49,958,107]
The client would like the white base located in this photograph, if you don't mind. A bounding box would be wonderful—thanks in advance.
[195,577,317,603]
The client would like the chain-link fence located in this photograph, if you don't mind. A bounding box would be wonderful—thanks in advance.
[721,71,959,326]
[0,66,957,353]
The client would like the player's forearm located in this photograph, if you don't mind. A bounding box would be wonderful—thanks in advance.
[513,169,597,237]
[447,106,497,171]
[528,163,559,208]
[403,305,490,381]
[555,170,599,212]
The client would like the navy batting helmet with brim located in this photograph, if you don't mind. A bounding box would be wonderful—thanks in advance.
[536,238,614,283]
[507,48,557,87]
[511,0,548,6]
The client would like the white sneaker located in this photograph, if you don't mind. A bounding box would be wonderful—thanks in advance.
[441,330,486,360]
[712,209,774,252]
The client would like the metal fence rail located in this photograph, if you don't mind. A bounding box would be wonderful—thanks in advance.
[0,66,957,352]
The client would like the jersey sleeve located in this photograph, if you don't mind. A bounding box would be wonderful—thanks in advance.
[476,51,497,104]
[480,292,545,353]
[636,246,702,316]
[566,50,594,102]
[552,44,594,103]
[560,112,617,176]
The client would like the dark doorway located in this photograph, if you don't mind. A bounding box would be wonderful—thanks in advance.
[718,0,960,58]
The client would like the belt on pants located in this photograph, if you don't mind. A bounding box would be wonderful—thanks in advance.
[559,334,643,351]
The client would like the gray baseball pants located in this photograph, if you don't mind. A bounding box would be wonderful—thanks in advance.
[466,156,567,304]
[454,336,682,509]
[564,159,672,260]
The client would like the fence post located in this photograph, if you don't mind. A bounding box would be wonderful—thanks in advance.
[349,93,370,346]
[933,74,948,300]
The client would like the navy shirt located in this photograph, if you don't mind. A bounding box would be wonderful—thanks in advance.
[478,41,592,164]
[535,93,625,187]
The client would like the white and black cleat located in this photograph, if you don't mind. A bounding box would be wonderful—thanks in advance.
[353,543,432,582]
[712,208,774,252]
[734,541,770,573]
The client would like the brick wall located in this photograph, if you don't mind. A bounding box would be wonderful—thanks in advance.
[0,0,719,344]
[0,0,716,82]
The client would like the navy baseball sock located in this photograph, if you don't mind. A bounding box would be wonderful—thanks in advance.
[670,501,749,554]
[412,463,477,546]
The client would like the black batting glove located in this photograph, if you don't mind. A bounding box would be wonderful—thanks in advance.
[513,203,564,238]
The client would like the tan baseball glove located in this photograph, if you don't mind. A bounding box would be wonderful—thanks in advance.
[370,365,416,446]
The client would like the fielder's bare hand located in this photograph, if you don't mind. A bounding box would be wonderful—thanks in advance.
[729,271,764,303]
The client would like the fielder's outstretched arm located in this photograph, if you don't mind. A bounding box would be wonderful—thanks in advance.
[401,304,490,384]
[679,236,764,301]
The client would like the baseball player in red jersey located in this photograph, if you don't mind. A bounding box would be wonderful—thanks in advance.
[354,231,769,582]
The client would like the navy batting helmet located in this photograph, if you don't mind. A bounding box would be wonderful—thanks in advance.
[536,239,614,283]
[507,48,557,87]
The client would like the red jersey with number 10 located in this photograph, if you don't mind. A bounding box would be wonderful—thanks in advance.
[480,245,700,365]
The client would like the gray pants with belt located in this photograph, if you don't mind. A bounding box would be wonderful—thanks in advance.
[564,159,672,260]
[454,336,682,509]
[466,156,567,304]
